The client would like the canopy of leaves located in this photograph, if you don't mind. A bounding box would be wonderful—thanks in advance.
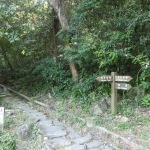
[67,0,150,87]
[0,0,150,106]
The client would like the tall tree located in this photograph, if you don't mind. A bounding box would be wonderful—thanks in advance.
[51,0,78,82]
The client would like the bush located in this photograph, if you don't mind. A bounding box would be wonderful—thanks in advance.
[32,57,72,94]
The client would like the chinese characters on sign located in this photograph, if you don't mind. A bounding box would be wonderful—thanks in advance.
[115,83,132,90]
[96,72,133,114]
[96,76,112,82]
[115,76,133,82]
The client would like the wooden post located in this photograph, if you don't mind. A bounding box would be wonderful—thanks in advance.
[0,107,4,132]
[111,72,117,114]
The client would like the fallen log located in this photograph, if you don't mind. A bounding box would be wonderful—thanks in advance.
[0,84,85,122]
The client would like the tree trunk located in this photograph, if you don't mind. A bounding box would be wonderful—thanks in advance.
[52,9,58,62]
[0,44,14,73]
[51,0,79,82]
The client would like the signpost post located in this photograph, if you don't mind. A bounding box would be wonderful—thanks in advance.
[96,72,132,115]
[111,72,117,114]
[0,107,4,132]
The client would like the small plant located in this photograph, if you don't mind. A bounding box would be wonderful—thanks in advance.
[0,131,16,150]
[142,94,150,107]
[95,119,104,126]
[117,122,132,131]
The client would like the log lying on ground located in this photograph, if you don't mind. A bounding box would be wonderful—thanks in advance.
[0,84,85,122]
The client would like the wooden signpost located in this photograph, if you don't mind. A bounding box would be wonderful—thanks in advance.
[96,72,132,115]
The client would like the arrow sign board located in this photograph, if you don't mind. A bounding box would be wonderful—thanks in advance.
[115,83,132,90]
[96,76,112,82]
[115,76,132,82]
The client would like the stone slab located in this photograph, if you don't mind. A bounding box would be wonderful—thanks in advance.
[68,132,81,140]
[53,119,64,126]
[38,120,53,130]
[73,135,92,144]
[46,130,67,139]
[99,145,113,150]
[48,137,71,149]
[41,126,66,138]
[66,127,75,133]
[71,144,85,150]
[86,140,103,149]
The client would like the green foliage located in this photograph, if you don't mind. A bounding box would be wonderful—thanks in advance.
[70,0,150,84]
[142,94,150,107]
[71,75,100,104]
[0,131,16,150]
[1,0,150,108]
[32,57,72,94]
[117,122,132,131]
[11,57,73,96]
[0,0,53,82]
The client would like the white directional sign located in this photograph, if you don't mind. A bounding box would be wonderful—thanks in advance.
[0,107,4,131]
[96,76,112,82]
[115,83,132,90]
[115,76,133,82]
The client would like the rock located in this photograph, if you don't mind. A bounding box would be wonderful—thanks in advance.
[119,116,129,122]
[72,135,92,144]
[86,117,97,128]
[126,86,145,100]
[38,120,53,131]
[71,144,86,150]
[49,137,71,149]
[16,124,32,140]
[53,119,64,126]
[99,98,109,112]
[46,130,67,139]
[42,126,66,138]
[99,145,113,150]
[93,104,103,115]
[92,98,108,116]
[68,132,81,140]
[86,140,103,149]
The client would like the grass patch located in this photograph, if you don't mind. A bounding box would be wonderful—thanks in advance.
[0,98,43,150]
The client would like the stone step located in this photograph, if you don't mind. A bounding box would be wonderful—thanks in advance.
[4,98,113,150]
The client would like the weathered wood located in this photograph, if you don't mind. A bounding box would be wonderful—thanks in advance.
[111,72,117,114]
[115,83,132,90]
[96,76,112,82]
[34,100,49,108]
[115,76,133,82]
[7,87,32,101]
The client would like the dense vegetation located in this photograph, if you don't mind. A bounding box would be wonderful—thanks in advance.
[0,0,150,106]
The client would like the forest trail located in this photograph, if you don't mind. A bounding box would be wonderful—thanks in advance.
[0,85,149,150]
[0,87,114,150]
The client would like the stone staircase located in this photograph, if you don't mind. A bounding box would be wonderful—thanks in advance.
[3,96,114,150]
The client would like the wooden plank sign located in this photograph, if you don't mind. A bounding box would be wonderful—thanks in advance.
[0,107,4,131]
[96,72,133,115]
[115,76,133,82]
[115,83,132,90]
[96,76,112,82]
